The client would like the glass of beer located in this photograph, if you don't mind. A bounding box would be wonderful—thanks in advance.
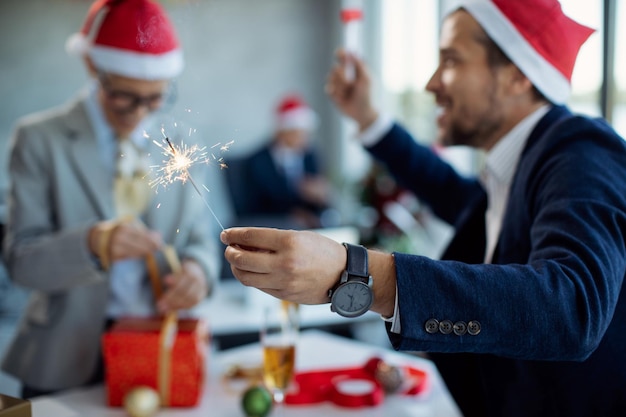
[261,301,299,413]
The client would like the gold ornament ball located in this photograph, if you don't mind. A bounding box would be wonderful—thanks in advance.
[123,386,161,417]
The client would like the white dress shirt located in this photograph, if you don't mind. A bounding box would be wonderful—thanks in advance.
[481,105,550,262]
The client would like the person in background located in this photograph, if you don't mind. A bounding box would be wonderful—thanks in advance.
[221,0,626,415]
[229,94,334,229]
[2,0,219,398]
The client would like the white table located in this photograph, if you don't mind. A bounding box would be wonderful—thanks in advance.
[196,280,381,336]
[188,279,386,351]
[30,330,462,417]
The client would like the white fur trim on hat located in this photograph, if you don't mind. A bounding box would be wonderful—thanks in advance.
[89,45,184,80]
[276,107,319,132]
[446,0,571,104]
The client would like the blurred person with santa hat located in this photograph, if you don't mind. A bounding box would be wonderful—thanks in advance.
[228,94,336,229]
[2,0,220,398]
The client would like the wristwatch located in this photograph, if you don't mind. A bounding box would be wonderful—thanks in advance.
[329,243,374,318]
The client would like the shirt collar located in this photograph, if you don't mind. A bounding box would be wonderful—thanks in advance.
[483,105,551,187]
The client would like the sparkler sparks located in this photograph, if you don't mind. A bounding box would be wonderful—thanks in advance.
[149,127,233,231]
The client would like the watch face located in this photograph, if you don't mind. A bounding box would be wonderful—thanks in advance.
[332,281,373,318]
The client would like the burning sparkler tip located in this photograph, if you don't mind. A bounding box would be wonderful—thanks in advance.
[164,136,176,153]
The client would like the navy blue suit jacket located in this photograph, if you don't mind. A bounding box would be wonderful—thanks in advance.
[369,106,626,416]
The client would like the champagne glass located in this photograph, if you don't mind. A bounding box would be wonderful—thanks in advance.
[261,301,299,415]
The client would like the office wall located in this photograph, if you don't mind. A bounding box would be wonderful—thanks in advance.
[0,0,344,223]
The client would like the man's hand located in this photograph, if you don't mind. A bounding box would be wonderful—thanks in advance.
[298,176,331,206]
[221,227,397,317]
[89,219,162,268]
[221,227,346,305]
[157,259,208,313]
[325,49,379,132]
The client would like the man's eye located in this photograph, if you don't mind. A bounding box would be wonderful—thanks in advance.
[111,91,135,101]
[442,57,457,67]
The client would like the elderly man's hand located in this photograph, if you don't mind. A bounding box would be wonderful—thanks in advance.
[157,259,208,313]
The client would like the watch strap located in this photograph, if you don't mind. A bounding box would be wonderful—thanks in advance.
[343,243,368,278]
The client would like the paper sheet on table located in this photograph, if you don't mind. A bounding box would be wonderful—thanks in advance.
[31,398,79,417]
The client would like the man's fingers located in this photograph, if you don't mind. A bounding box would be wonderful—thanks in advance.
[224,243,275,274]
[221,227,293,253]
[229,265,286,293]
[111,223,162,260]
[158,274,204,312]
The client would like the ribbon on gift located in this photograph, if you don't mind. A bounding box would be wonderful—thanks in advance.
[147,246,181,407]
[157,311,177,406]
[284,357,428,408]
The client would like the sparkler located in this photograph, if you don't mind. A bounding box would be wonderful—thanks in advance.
[150,128,231,231]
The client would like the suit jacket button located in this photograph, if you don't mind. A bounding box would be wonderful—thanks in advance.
[453,321,467,336]
[439,319,453,334]
[468,320,481,335]
[425,318,439,334]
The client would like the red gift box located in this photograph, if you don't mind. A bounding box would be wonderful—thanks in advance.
[102,316,208,407]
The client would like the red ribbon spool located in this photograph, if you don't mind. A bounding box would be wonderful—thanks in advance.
[285,357,427,408]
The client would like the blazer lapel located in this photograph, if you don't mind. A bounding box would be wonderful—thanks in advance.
[64,99,115,220]
[441,191,488,263]
[492,106,573,263]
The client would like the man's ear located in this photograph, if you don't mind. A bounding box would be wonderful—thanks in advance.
[507,65,534,97]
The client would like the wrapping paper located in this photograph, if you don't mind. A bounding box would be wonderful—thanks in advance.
[102,316,208,407]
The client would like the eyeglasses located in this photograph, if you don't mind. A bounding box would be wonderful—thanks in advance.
[98,73,175,113]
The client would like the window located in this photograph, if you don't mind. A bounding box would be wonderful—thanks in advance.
[381,0,439,143]
[614,0,626,137]
[560,0,603,118]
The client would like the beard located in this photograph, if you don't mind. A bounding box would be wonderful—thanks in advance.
[437,83,504,149]
[442,117,501,148]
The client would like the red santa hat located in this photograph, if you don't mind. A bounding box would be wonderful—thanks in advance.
[66,0,184,80]
[275,94,319,132]
[446,0,594,104]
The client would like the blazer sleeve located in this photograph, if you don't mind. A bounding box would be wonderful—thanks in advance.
[367,123,483,226]
[3,114,108,292]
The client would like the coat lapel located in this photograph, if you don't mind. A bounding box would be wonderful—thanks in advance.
[64,99,115,220]
[492,106,572,263]
[441,191,488,263]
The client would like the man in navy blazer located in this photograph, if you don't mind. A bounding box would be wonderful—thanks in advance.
[230,95,333,229]
[221,1,626,415]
